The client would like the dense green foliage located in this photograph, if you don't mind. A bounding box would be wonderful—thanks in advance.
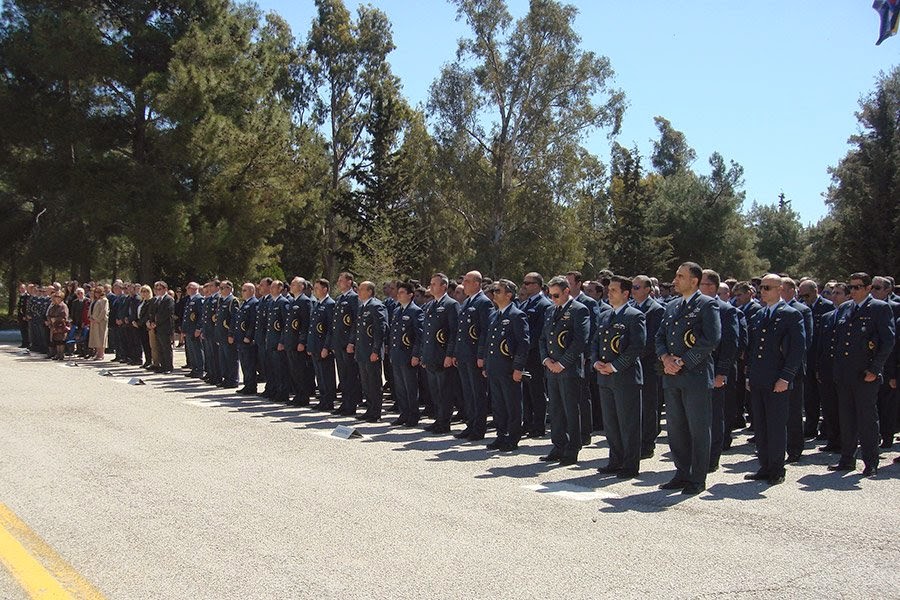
[2,0,897,314]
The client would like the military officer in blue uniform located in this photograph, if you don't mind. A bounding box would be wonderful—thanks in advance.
[382,281,398,403]
[282,277,314,406]
[630,275,665,458]
[700,269,741,472]
[781,277,814,462]
[253,277,273,390]
[451,271,494,440]
[655,262,721,495]
[264,280,290,402]
[483,279,529,451]
[539,276,590,465]
[201,280,221,385]
[181,282,205,378]
[388,282,424,427]
[520,272,553,438]
[352,281,389,422]
[731,281,762,433]
[743,274,805,485]
[419,273,459,434]
[235,283,259,395]
[215,281,240,388]
[814,289,843,453]
[308,278,337,411]
[828,273,895,476]
[332,272,362,415]
[798,279,834,439]
[592,275,646,478]
[567,271,601,445]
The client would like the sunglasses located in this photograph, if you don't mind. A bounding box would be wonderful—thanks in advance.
[848,284,865,291]
[760,285,779,291]
[523,280,538,285]
[550,293,563,299]
[871,285,884,291]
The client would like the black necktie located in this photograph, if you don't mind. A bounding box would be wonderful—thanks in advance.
[554,305,563,322]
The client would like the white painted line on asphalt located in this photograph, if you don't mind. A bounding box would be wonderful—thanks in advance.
[522,483,618,501]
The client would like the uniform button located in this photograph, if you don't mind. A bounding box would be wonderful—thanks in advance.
[757,355,762,359]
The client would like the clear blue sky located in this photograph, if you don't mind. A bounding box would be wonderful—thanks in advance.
[257,0,899,224]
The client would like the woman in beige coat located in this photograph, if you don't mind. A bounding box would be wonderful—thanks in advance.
[88,286,109,360]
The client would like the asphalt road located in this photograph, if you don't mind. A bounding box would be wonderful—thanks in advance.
[0,344,897,599]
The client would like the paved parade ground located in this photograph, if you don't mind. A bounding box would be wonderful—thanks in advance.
[0,344,897,599]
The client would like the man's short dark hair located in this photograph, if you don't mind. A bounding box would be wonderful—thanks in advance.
[566,270,583,284]
[849,272,871,286]
[680,262,702,284]
[494,279,517,296]
[702,269,721,288]
[260,277,273,286]
[315,278,330,290]
[396,281,414,295]
[609,274,632,294]
[548,275,569,290]
[431,273,449,288]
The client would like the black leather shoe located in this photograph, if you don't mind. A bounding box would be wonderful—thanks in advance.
[559,456,578,466]
[818,444,840,453]
[880,438,894,449]
[539,454,561,463]
[362,417,381,424]
[389,419,406,427]
[659,478,687,490]
[616,470,638,479]
[467,433,485,441]
[597,465,621,474]
[827,463,855,472]
[454,429,471,439]
[861,464,878,477]
[430,426,451,434]
[236,387,254,395]
[581,436,591,446]
[486,440,504,450]
[640,449,654,460]
[744,471,769,481]
[422,424,435,432]
[785,453,801,463]
[767,475,785,485]
[707,463,719,473]
[681,483,704,495]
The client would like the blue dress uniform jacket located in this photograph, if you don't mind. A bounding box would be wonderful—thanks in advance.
[591,305,646,386]
[265,294,289,351]
[331,290,359,349]
[523,293,553,353]
[453,291,494,361]
[235,296,258,344]
[332,289,362,412]
[654,291,722,387]
[215,294,239,344]
[746,303,805,390]
[713,298,740,378]
[182,293,203,337]
[833,296,896,383]
[254,295,271,347]
[419,294,459,368]
[540,299,591,378]
[353,298,389,357]
[307,297,335,355]
[483,304,530,377]
[390,302,424,359]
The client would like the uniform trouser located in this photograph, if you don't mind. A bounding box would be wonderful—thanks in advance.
[819,377,841,448]
[287,348,314,403]
[238,345,258,392]
[335,348,361,411]
[522,351,547,434]
[218,340,238,385]
[710,385,726,468]
[108,324,119,355]
[490,374,523,445]
[255,338,267,382]
[140,329,151,365]
[203,335,220,383]
[664,384,711,487]
[547,372,582,459]
[877,383,897,443]
[426,367,454,428]
[749,387,789,477]
[30,320,47,353]
[185,334,204,375]
[126,326,142,362]
[267,348,288,399]
[19,320,29,347]
[358,356,384,418]
[312,353,337,408]
[578,358,594,442]
[458,359,488,435]
[149,329,160,366]
[156,331,173,371]
[804,369,822,436]
[390,355,419,424]
[641,364,660,453]
[836,380,881,467]
[589,374,602,430]
[787,372,805,456]
[383,354,393,391]
[599,383,642,473]
[417,367,432,414]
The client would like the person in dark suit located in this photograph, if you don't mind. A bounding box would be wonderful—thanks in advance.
[253,278,272,389]
[828,273,896,476]
[520,272,553,438]
[567,271,601,446]
[815,292,842,453]
[743,274,805,485]
[235,283,259,395]
[332,272,362,416]
[419,273,460,434]
[265,281,290,403]
[539,276,590,466]
[382,281,398,402]
[593,275,646,478]
[215,281,240,388]
[700,269,740,473]
[655,262,722,495]
[308,279,337,411]
[798,279,835,439]
[732,281,762,431]
[283,277,314,406]
[202,280,221,385]
[781,277,813,462]
[483,279,529,451]
[630,275,665,458]
[353,281,389,422]
[182,282,205,379]
[151,281,175,374]
[451,271,494,440]
[16,283,30,348]
[389,282,424,427]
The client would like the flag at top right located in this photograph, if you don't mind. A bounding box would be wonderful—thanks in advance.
[874,0,900,45]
